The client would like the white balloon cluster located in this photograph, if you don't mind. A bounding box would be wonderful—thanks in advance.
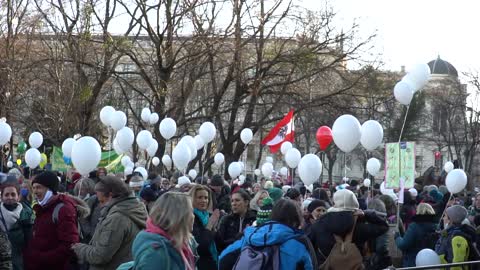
[332,115,383,153]
[100,106,127,131]
[394,63,431,105]
[140,108,160,125]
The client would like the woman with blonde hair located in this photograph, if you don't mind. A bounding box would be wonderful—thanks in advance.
[395,203,437,267]
[189,185,220,270]
[125,192,196,270]
[249,190,269,212]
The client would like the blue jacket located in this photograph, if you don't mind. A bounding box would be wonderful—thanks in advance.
[130,231,185,270]
[219,222,313,270]
[395,215,437,267]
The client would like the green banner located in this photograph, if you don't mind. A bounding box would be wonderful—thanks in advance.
[385,142,415,189]
[51,146,124,173]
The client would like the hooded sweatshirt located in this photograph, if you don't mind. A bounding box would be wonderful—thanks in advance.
[72,196,147,270]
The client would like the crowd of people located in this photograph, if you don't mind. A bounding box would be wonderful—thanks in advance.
[0,166,480,270]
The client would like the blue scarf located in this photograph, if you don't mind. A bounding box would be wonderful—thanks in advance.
[194,208,218,263]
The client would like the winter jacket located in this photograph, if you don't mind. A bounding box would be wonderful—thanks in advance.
[0,229,11,270]
[24,194,86,270]
[435,224,477,270]
[395,214,437,267]
[215,209,257,252]
[219,222,313,270]
[72,196,147,270]
[0,202,34,270]
[129,231,186,270]
[213,186,231,213]
[192,212,217,270]
[79,195,104,243]
[308,210,389,266]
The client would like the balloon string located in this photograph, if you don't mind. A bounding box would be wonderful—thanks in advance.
[398,105,410,143]
[343,152,347,180]
[437,193,454,228]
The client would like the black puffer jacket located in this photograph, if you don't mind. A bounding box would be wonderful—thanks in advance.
[215,209,257,252]
[308,210,389,265]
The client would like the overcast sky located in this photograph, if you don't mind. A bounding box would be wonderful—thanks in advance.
[302,0,480,74]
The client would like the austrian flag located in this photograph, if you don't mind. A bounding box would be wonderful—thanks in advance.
[261,110,295,153]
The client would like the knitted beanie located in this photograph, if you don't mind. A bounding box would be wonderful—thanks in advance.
[267,187,283,204]
[32,171,59,194]
[256,197,273,226]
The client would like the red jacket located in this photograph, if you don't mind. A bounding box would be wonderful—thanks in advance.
[24,194,79,270]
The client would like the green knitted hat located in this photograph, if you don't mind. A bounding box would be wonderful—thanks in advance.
[256,197,273,226]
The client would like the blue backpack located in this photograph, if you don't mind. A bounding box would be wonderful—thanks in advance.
[232,243,281,270]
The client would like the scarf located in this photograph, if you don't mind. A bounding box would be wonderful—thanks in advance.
[194,208,218,263]
[145,218,195,270]
[37,190,53,206]
[0,203,22,231]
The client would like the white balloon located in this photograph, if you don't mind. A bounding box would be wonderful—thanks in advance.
[159,118,177,140]
[134,167,148,181]
[254,169,261,176]
[149,113,159,125]
[110,111,127,131]
[152,157,160,166]
[394,81,414,105]
[240,128,253,144]
[116,127,135,151]
[285,148,301,168]
[62,138,76,158]
[444,161,454,173]
[280,142,293,155]
[121,156,131,167]
[332,115,362,152]
[7,161,13,168]
[266,156,273,164]
[415,249,440,267]
[406,63,431,92]
[380,181,394,195]
[113,138,127,155]
[261,163,274,178]
[124,166,134,175]
[214,153,225,166]
[280,167,288,176]
[188,169,198,179]
[29,132,43,149]
[100,106,115,126]
[172,143,191,170]
[228,162,242,178]
[0,122,12,146]
[367,158,381,176]
[199,122,216,143]
[162,155,172,167]
[141,108,151,123]
[136,130,153,150]
[179,136,197,161]
[194,135,205,150]
[360,120,383,151]
[446,169,468,194]
[298,154,322,186]
[25,148,41,168]
[146,139,158,157]
[363,178,371,187]
[239,175,246,185]
[409,188,418,197]
[71,136,101,176]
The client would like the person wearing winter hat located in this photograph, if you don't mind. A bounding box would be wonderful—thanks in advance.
[129,175,144,197]
[256,197,274,226]
[436,205,476,267]
[209,174,231,213]
[139,185,159,212]
[24,171,81,270]
[267,187,283,204]
[308,189,388,266]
